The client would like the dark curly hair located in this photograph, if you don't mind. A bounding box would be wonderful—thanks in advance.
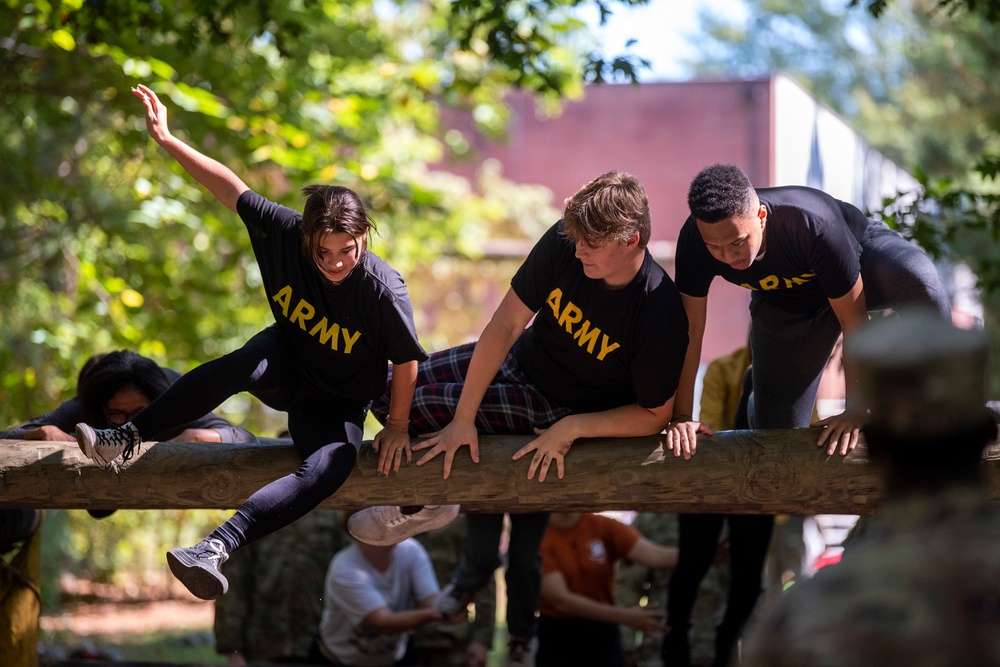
[687,163,756,223]
[76,350,171,415]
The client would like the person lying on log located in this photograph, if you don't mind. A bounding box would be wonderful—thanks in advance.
[3,349,256,520]
[349,170,690,665]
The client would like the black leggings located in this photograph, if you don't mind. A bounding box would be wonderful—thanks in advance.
[665,514,774,666]
[537,616,624,667]
[131,327,366,554]
[664,368,773,667]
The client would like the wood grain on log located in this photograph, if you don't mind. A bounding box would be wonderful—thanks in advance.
[2,432,999,515]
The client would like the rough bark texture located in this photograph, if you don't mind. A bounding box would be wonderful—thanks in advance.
[2,432,998,515]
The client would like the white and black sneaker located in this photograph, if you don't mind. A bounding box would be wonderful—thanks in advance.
[75,421,143,470]
[166,538,230,600]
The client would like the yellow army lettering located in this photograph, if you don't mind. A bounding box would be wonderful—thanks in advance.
[271,285,361,353]
[739,272,816,291]
[545,288,621,361]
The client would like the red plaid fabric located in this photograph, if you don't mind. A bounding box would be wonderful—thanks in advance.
[371,342,571,436]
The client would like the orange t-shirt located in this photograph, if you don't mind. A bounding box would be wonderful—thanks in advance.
[539,513,641,618]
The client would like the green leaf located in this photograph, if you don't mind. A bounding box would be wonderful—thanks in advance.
[50,29,76,51]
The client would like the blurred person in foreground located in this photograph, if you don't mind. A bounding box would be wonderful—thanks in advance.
[741,310,1000,666]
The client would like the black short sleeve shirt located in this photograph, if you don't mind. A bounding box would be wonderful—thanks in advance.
[510,222,689,413]
[237,191,427,404]
[675,186,870,311]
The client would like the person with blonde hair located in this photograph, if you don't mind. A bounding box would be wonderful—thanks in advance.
[350,171,690,665]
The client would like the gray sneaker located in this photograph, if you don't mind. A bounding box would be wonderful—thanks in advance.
[76,421,142,470]
[434,581,475,617]
[347,504,460,546]
[166,538,230,600]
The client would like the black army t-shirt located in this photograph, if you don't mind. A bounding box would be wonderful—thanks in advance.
[511,222,689,414]
[237,190,427,404]
[675,186,872,311]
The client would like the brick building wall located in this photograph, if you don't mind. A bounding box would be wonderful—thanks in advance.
[441,78,782,364]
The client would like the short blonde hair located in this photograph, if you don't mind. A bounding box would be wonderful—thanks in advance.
[561,171,650,247]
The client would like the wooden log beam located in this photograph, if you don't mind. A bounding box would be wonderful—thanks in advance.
[2,432,999,515]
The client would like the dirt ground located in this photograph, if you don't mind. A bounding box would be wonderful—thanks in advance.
[40,598,214,636]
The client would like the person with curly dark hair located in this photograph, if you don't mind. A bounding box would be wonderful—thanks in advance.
[2,349,255,446]
[662,163,950,667]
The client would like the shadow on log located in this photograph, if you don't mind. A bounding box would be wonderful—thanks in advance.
[2,431,999,515]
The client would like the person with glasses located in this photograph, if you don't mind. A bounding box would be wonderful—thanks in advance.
[1,348,256,523]
[1,349,254,446]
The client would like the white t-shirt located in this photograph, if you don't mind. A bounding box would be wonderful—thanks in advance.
[318,539,439,666]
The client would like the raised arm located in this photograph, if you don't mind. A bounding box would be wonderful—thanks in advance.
[131,84,248,213]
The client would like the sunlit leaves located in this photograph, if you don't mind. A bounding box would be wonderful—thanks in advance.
[1,0,635,430]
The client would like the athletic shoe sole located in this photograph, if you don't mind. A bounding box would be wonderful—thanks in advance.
[76,423,98,460]
[166,548,229,600]
[414,505,461,535]
[348,504,460,547]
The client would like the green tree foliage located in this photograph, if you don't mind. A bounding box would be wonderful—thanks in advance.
[687,0,1000,394]
[1,0,643,597]
[870,0,1000,394]
[688,0,1000,183]
[0,0,644,430]
[879,160,1000,394]
[854,0,1000,22]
